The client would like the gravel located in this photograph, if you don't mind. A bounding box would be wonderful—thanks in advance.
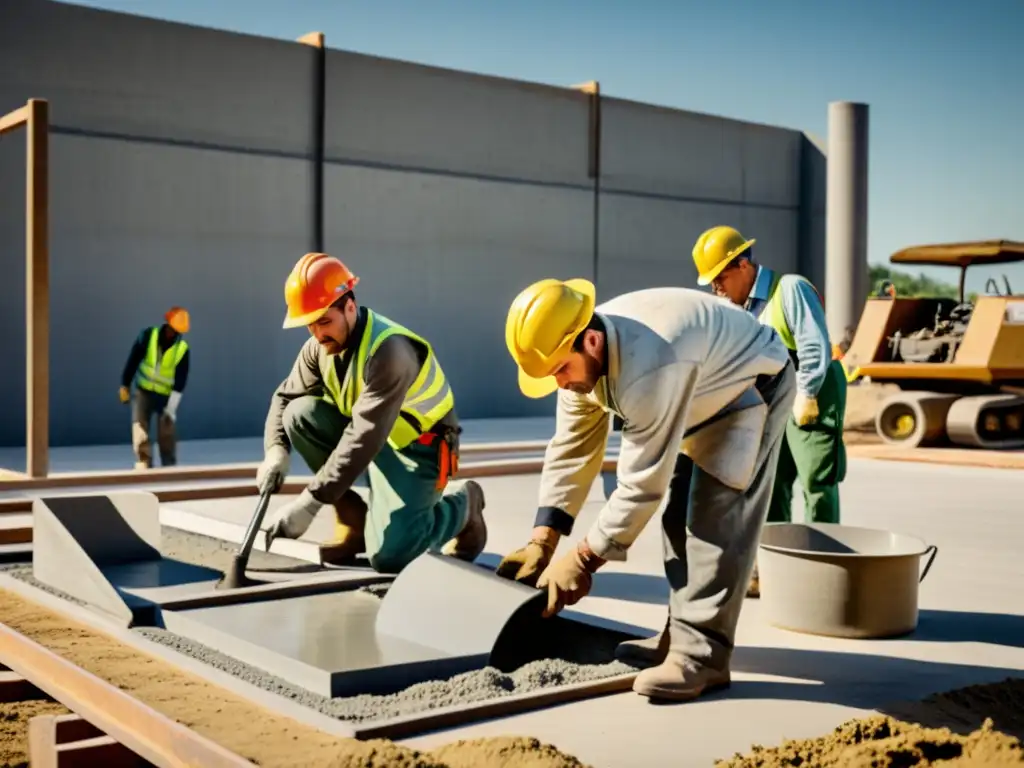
[2,527,637,725]
[137,624,635,723]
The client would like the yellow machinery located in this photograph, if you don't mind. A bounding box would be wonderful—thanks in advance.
[843,240,1024,449]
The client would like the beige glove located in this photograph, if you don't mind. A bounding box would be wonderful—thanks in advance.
[264,488,321,549]
[536,539,606,618]
[495,539,555,587]
[792,391,819,426]
[256,445,291,494]
[118,386,130,404]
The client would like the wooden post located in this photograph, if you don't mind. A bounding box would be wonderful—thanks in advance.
[0,99,49,479]
[27,99,50,478]
[298,32,326,253]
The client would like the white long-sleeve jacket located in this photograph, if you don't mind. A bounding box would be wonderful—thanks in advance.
[534,286,790,561]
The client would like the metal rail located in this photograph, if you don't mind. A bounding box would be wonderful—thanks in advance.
[0,621,254,767]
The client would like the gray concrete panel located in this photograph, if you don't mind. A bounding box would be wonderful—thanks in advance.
[30,491,171,625]
[41,133,313,446]
[0,127,26,449]
[163,590,487,698]
[324,51,592,186]
[323,163,594,419]
[596,193,798,299]
[599,98,801,208]
[375,553,545,661]
[0,0,317,155]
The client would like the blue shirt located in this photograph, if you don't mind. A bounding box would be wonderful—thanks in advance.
[744,266,831,397]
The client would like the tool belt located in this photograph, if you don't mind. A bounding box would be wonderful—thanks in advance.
[416,424,461,490]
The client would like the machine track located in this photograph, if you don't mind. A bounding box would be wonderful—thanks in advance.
[875,391,1024,449]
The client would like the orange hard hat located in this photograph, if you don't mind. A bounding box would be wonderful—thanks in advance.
[165,306,190,334]
[282,253,360,329]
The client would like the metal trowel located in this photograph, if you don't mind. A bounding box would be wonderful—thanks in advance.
[215,489,272,590]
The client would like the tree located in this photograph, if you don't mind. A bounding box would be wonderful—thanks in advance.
[869,265,977,303]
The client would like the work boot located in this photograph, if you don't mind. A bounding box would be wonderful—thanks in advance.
[320,490,367,566]
[441,480,487,562]
[747,561,760,599]
[632,652,731,701]
[614,617,670,669]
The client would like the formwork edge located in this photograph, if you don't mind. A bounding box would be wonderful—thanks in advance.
[351,670,639,741]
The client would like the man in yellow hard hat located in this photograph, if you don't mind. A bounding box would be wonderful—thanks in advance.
[496,278,796,702]
[119,307,191,469]
[691,225,848,597]
[257,252,486,573]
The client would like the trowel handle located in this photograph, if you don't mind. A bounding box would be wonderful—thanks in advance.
[238,490,273,561]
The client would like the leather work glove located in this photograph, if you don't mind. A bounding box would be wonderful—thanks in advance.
[256,445,291,494]
[495,539,555,587]
[264,488,322,550]
[792,391,819,427]
[536,539,606,618]
[164,391,182,422]
[118,386,130,404]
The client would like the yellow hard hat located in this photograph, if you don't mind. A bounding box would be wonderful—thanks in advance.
[165,306,190,334]
[692,225,755,285]
[505,278,596,399]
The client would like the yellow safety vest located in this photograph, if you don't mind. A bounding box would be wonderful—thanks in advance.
[321,309,454,450]
[758,271,820,351]
[759,272,858,382]
[137,327,188,396]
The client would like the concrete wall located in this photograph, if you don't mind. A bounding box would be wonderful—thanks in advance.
[597,98,805,297]
[0,0,827,447]
[0,0,318,447]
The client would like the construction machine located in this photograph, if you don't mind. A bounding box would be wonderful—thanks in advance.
[843,240,1024,449]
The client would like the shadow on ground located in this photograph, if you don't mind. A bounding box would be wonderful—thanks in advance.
[673,646,1024,739]
[913,609,1024,649]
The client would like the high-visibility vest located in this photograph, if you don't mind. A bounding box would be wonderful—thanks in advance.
[759,272,858,383]
[136,327,188,396]
[321,309,454,450]
[758,271,821,351]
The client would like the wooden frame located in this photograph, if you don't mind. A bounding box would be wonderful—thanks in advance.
[0,622,253,767]
[0,99,49,480]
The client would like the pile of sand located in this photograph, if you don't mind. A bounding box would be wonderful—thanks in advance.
[717,678,1024,767]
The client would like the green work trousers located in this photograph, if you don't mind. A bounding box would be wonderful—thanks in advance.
[281,396,469,573]
[767,359,848,524]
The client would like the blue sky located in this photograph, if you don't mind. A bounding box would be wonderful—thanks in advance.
[67,0,1024,295]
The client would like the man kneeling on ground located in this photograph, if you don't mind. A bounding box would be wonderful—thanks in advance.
[257,252,486,573]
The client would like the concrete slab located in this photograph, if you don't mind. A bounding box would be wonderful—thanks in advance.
[395,458,1024,766]
[162,589,458,697]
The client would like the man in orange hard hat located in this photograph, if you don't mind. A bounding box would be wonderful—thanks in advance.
[691,225,848,597]
[119,307,191,469]
[497,277,795,702]
[258,253,486,572]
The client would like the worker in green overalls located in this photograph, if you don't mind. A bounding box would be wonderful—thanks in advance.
[691,226,847,597]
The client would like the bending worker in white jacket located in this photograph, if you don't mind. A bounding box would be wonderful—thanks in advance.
[496,278,795,701]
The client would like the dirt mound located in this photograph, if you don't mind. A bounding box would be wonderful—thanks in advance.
[716,678,1024,767]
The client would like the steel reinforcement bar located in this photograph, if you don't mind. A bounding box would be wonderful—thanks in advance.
[0,621,254,767]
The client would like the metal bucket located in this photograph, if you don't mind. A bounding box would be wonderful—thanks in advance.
[758,523,938,639]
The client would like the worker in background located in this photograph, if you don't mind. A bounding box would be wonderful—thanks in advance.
[496,278,795,702]
[691,226,847,597]
[119,307,191,469]
[258,252,486,572]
